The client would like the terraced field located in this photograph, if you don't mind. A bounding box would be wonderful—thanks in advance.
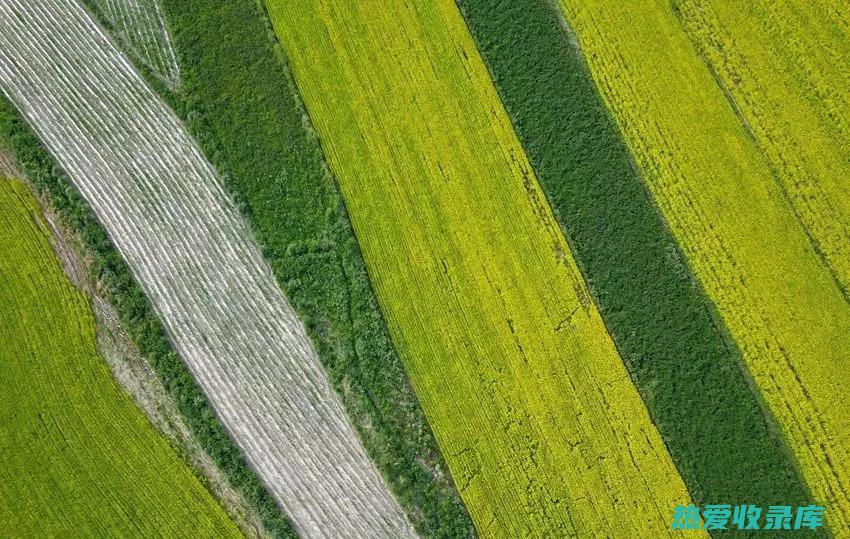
[0,1,413,537]
[265,0,699,536]
[0,178,238,537]
[674,0,850,301]
[457,0,811,512]
[557,0,850,530]
[88,0,179,84]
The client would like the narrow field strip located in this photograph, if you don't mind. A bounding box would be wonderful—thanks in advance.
[264,0,700,536]
[0,178,238,537]
[556,0,850,530]
[673,0,850,304]
[457,0,811,512]
[0,1,414,537]
[87,0,179,85]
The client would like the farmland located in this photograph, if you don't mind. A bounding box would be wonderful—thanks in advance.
[2,0,848,535]
[674,0,850,302]
[458,0,810,511]
[557,0,850,530]
[0,95,293,538]
[0,178,238,536]
[0,0,414,537]
[135,0,473,533]
[87,0,179,85]
[264,0,698,536]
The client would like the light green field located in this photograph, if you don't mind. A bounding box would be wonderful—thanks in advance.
[557,0,850,528]
[0,178,240,537]
[264,0,698,536]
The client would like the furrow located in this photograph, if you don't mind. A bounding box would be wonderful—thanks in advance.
[0,1,415,537]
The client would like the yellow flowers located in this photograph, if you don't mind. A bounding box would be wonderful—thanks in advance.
[557,0,850,530]
[264,0,697,535]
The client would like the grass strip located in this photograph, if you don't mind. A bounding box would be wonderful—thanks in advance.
[554,0,850,530]
[81,0,473,535]
[263,0,699,535]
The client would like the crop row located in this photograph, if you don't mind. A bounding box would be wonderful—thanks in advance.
[0,1,413,537]
[674,0,850,308]
[87,0,179,85]
[264,0,698,536]
[456,0,811,512]
[103,0,479,534]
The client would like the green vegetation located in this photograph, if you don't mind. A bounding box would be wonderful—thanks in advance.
[0,96,296,539]
[0,178,239,537]
[83,0,472,535]
[457,0,811,511]
[262,0,696,536]
[555,0,850,530]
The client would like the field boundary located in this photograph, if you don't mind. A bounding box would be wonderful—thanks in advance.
[457,0,812,516]
[0,89,296,539]
[78,0,473,534]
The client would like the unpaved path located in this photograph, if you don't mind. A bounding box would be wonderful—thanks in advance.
[0,1,416,537]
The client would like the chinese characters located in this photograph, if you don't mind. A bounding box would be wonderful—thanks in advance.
[671,504,825,531]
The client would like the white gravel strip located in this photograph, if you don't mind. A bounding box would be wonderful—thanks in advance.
[0,1,417,537]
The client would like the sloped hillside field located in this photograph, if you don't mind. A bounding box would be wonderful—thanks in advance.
[0,1,414,537]
[0,178,239,537]
[264,0,699,536]
[557,0,850,529]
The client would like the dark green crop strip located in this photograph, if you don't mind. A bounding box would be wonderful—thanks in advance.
[458,0,814,526]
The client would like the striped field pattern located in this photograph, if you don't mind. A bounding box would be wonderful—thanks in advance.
[457,0,812,515]
[264,0,699,536]
[556,0,850,531]
[2,0,848,536]
[0,1,413,537]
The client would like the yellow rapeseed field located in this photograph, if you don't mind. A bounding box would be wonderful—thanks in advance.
[263,0,698,535]
[0,179,239,536]
[675,0,850,302]
[557,0,850,529]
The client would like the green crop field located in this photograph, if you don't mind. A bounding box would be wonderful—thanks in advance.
[116,0,473,533]
[263,0,698,536]
[557,0,850,530]
[2,0,848,535]
[457,0,810,515]
[0,178,239,537]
